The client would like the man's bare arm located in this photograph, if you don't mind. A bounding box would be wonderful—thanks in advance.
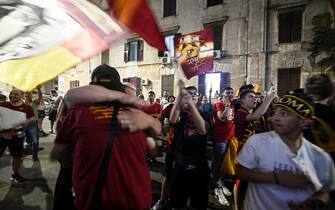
[169,80,185,124]
[65,85,145,108]
[246,86,276,121]
[188,101,207,135]
[236,163,313,189]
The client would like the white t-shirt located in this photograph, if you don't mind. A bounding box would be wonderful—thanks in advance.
[50,95,62,110]
[160,98,169,109]
[237,131,335,210]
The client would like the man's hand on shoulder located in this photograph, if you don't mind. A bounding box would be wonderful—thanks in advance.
[118,108,161,135]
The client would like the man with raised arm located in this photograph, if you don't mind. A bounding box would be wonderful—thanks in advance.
[168,80,210,210]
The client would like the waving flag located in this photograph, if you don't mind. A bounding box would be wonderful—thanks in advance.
[91,0,167,51]
[0,0,126,91]
[174,28,214,79]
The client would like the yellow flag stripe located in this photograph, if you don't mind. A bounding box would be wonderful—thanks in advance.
[0,47,81,91]
[114,0,142,27]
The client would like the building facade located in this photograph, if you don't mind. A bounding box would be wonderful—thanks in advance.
[57,0,334,98]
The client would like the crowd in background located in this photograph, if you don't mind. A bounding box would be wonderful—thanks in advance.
[0,64,334,210]
[0,87,63,183]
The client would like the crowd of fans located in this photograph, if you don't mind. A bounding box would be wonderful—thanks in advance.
[0,86,62,182]
[0,64,334,210]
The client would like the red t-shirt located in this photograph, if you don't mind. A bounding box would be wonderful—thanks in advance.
[0,102,34,130]
[234,106,255,142]
[55,104,151,210]
[212,101,235,142]
[145,103,162,116]
[0,102,34,118]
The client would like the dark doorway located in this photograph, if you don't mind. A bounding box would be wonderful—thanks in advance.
[277,68,301,96]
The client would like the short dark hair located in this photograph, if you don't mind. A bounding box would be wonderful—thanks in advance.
[185,86,197,92]
[148,91,155,96]
[51,90,57,94]
[239,89,255,100]
[168,95,175,101]
[305,74,334,100]
[223,87,233,92]
[239,84,254,96]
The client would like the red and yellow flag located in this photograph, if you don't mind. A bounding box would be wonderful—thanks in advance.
[105,0,167,51]
[0,0,127,91]
[174,28,214,79]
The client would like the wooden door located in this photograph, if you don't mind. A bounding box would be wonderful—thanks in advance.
[277,68,301,97]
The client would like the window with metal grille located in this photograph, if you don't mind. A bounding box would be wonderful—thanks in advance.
[69,80,80,89]
[163,0,176,17]
[124,40,144,62]
[279,10,302,43]
[207,0,222,7]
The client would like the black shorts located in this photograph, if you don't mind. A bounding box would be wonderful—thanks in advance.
[170,164,210,210]
[38,110,46,119]
[49,109,57,121]
[0,137,24,158]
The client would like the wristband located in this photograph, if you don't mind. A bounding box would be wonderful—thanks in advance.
[273,170,280,184]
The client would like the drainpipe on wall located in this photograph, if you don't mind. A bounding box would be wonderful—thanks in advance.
[245,0,249,83]
[263,0,270,91]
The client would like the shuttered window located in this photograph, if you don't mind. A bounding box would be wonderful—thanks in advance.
[124,40,144,62]
[279,10,302,43]
[213,24,223,50]
[203,23,224,50]
[158,35,175,57]
[163,0,176,17]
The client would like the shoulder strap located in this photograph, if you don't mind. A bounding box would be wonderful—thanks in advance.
[91,103,120,210]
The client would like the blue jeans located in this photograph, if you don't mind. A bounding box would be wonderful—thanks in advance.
[212,141,228,188]
[26,122,39,156]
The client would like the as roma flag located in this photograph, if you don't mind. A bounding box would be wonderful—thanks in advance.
[174,28,214,79]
